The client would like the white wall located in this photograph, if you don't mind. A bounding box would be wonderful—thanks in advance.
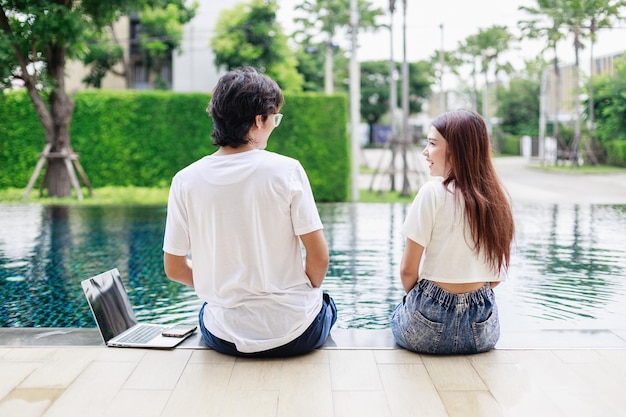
[172,0,230,93]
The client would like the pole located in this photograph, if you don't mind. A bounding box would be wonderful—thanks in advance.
[325,41,334,94]
[349,0,360,202]
[400,0,410,196]
[439,23,445,113]
[389,1,397,140]
[388,0,397,191]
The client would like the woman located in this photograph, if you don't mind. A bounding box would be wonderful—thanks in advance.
[391,110,514,354]
[163,67,336,357]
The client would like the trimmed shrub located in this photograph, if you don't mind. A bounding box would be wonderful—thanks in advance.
[0,90,350,201]
[606,140,626,167]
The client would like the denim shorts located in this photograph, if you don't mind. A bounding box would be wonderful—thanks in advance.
[391,280,500,354]
[199,292,337,358]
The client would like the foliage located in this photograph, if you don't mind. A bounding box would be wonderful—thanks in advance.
[211,0,303,92]
[456,25,516,112]
[0,91,46,189]
[407,61,432,115]
[605,141,626,167]
[496,60,542,137]
[590,55,626,142]
[498,134,521,156]
[293,36,349,93]
[292,0,384,93]
[293,0,384,41]
[136,3,195,89]
[0,0,198,197]
[360,61,392,127]
[0,90,350,202]
[359,60,433,144]
[518,0,626,163]
[80,2,197,89]
[81,29,124,88]
[268,93,350,201]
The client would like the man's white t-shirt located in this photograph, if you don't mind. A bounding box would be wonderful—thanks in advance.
[163,149,323,353]
[400,178,505,284]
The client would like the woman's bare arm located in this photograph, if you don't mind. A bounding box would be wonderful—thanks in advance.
[400,238,424,293]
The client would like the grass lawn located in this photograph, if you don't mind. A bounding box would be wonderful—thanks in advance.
[0,186,170,205]
[0,186,417,205]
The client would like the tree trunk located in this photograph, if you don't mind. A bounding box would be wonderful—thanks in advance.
[42,45,76,197]
[570,30,582,165]
[552,55,561,145]
[2,7,79,198]
[324,39,334,94]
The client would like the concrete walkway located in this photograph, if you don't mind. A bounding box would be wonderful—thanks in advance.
[361,148,626,205]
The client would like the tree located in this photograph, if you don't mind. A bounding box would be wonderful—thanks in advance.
[497,58,544,137]
[81,29,125,89]
[81,2,196,90]
[1,0,180,197]
[360,60,391,145]
[136,4,196,89]
[211,0,303,92]
[293,0,384,94]
[518,0,566,147]
[359,60,432,145]
[407,61,433,115]
[458,26,515,135]
[520,0,626,164]
[293,33,349,93]
[428,49,464,112]
[589,55,626,145]
[577,0,626,163]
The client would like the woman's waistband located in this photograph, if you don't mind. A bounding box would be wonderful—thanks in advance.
[417,279,492,308]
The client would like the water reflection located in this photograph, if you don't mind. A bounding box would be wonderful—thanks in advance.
[0,203,625,330]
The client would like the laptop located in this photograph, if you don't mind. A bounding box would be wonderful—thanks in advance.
[81,268,196,348]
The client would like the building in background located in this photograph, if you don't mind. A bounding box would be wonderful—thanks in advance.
[65,0,227,93]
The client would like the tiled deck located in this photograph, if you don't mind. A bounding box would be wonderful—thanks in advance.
[1,328,626,417]
[3,155,626,416]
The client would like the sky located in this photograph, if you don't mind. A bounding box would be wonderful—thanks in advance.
[276,0,626,74]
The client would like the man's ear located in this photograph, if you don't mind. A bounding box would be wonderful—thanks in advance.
[254,114,263,129]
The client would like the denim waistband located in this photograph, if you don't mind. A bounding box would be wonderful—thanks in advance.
[417,279,492,308]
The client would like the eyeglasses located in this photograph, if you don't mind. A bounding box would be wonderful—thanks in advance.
[273,113,283,127]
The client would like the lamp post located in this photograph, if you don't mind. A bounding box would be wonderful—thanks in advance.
[389,0,397,138]
[439,23,445,113]
[400,0,410,197]
[349,0,360,202]
[388,0,397,191]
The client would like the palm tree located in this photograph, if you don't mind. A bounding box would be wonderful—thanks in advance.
[294,0,384,94]
[457,38,482,111]
[580,0,626,164]
[458,26,514,136]
[519,0,567,150]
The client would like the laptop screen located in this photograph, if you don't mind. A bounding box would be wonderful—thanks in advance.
[81,268,138,342]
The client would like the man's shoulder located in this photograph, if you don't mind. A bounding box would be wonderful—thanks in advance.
[259,150,301,167]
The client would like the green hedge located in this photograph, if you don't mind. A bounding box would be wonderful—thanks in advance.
[0,90,350,202]
[606,140,626,167]
[498,134,521,156]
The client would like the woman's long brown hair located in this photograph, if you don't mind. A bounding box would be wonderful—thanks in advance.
[432,110,515,275]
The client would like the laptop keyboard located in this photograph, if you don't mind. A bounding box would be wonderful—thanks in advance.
[117,325,165,344]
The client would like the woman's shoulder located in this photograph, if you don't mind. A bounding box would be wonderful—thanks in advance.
[417,178,447,196]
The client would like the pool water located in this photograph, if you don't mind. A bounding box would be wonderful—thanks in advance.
[1,203,625,332]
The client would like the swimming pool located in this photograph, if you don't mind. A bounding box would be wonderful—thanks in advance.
[1,202,625,333]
